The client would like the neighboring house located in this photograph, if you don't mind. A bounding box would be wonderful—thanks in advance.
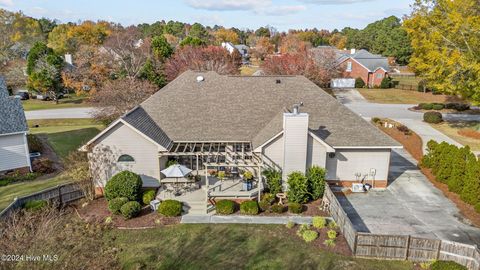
[82,71,401,198]
[0,77,31,173]
[338,49,390,87]
[221,42,250,59]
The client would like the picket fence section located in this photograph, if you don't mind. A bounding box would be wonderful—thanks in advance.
[325,185,480,270]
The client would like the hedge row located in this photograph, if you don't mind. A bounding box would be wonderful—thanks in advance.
[422,141,480,213]
[418,102,470,111]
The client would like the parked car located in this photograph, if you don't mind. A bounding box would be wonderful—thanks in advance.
[36,92,65,101]
[14,90,29,100]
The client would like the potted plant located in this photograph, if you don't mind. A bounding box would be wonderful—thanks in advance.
[242,171,254,191]
[217,171,225,182]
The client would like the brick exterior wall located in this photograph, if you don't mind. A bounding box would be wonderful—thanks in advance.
[339,58,388,88]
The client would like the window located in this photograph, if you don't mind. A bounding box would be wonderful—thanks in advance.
[346,62,352,72]
[376,73,384,79]
[118,154,135,162]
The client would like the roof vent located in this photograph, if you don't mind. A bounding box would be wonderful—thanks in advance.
[292,102,304,114]
[196,75,205,82]
[276,79,281,84]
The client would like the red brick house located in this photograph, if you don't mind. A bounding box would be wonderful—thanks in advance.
[338,49,390,87]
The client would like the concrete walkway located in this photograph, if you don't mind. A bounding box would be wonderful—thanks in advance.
[25,107,95,120]
[181,215,319,224]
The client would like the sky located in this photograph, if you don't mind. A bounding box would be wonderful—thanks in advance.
[0,0,413,31]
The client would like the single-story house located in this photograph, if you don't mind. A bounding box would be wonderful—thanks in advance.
[0,77,31,173]
[221,42,249,59]
[338,49,390,87]
[82,71,401,200]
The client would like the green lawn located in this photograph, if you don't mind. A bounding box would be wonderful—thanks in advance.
[106,224,414,270]
[0,174,71,211]
[357,88,464,104]
[21,95,89,111]
[28,118,104,159]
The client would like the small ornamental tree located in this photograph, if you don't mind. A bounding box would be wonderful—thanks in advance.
[306,166,326,200]
[287,171,309,203]
[104,171,143,201]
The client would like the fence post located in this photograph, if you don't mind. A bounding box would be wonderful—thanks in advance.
[353,233,358,256]
[436,240,441,261]
[405,235,411,260]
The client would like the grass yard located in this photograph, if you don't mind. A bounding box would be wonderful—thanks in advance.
[0,174,70,211]
[21,95,89,111]
[240,65,260,75]
[28,118,104,159]
[106,224,414,270]
[357,88,464,104]
[429,121,480,151]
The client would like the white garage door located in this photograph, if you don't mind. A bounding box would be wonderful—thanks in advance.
[331,78,355,88]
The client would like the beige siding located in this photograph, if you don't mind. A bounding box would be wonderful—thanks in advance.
[282,113,309,179]
[307,136,327,168]
[262,134,284,171]
[0,133,30,172]
[326,149,391,181]
[89,122,160,188]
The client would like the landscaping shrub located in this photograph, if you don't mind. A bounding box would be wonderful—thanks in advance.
[240,201,259,215]
[432,103,445,110]
[158,200,182,217]
[327,230,337,239]
[104,171,143,201]
[286,221,295,229]
[32,158,54,173]
[312,216,327,229]
[142,190,156,205]
[258,201,270,212]
[475,203,480,213]
[454,103,470,111]
[302,230,318,243]
[423,111,443,124]
[120,201,142,219]
[445,103,458,110]
[420,103,434,110]
[27,134,43,153]
[355,77,365,88]
[288,202,303,214]
[422,140,480,213]
[372,117,381,124]
[306,166,326,200]
[397,124,410,133]
[0,172,38,186]
[261,193,275,204]
[328,220,338,229]
[0,179,9,187]
[270,204,285,214]
[24,200,47,211]
[430,261,467,270]
[216,200,235,215]
[263,169,282,195]
[108,197,129,215]
[324,239,336,247]
[286,171,309,203]
[380,77,393,89]
[296,224,309,237]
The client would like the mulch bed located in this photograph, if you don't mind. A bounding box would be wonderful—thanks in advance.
[216,199,329,217]
[376,119,480,228]
[75,198,180,228]
[284,225,352,256]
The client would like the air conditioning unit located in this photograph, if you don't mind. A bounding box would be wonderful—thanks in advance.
[351,183,365,193]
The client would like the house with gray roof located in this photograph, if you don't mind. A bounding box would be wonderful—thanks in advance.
[82,71,400,213]
[0,77,31,173]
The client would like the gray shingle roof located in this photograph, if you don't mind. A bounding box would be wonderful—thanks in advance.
[0,77,28,135]
[131,71,400,149]
[350,50,390,72]
[122,106,172,148]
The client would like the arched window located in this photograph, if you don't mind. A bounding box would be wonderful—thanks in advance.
[118,154,135,162]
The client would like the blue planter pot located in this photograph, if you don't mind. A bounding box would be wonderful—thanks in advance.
[243,181,252,191]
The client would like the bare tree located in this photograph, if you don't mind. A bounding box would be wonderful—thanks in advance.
[91,78,158,123]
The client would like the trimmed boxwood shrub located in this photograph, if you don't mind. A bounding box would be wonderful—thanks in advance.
[240,201,259,215]
[288,202,303,214]
[420,103,434,110]
[120,201,142,219]
[445,103,458,110]
[270,204,285,214]
[355,77,365,88]
[455,103,470,111]
[105,171,143,201]
[302,230,318,243]
[430,261,467,270]
[424,111,443,124]
[108,197,129,214]
[432,103,445,110]
[24,199,47,211]
[216,200,235,215]
[258,201,270,212]
[158,199,182,216]
[142,189,156,205]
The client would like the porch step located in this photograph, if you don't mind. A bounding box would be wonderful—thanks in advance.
[182,201,208,215]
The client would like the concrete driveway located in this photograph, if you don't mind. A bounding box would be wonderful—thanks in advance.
[25,107,95,120]
[337,148,480,245]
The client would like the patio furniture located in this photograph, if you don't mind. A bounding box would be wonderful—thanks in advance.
[276,193,286,205]
[150,199,160,211]
[161,164,193,187]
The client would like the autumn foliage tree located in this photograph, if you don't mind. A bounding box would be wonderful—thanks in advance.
[164,45,241,81]
[251,37,275,60]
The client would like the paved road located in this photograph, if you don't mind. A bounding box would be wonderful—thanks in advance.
[25,107,95,120]
[338,149,480,245]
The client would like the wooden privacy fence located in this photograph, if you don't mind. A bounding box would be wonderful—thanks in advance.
[0,182,84,219]
[324,185,480,270]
